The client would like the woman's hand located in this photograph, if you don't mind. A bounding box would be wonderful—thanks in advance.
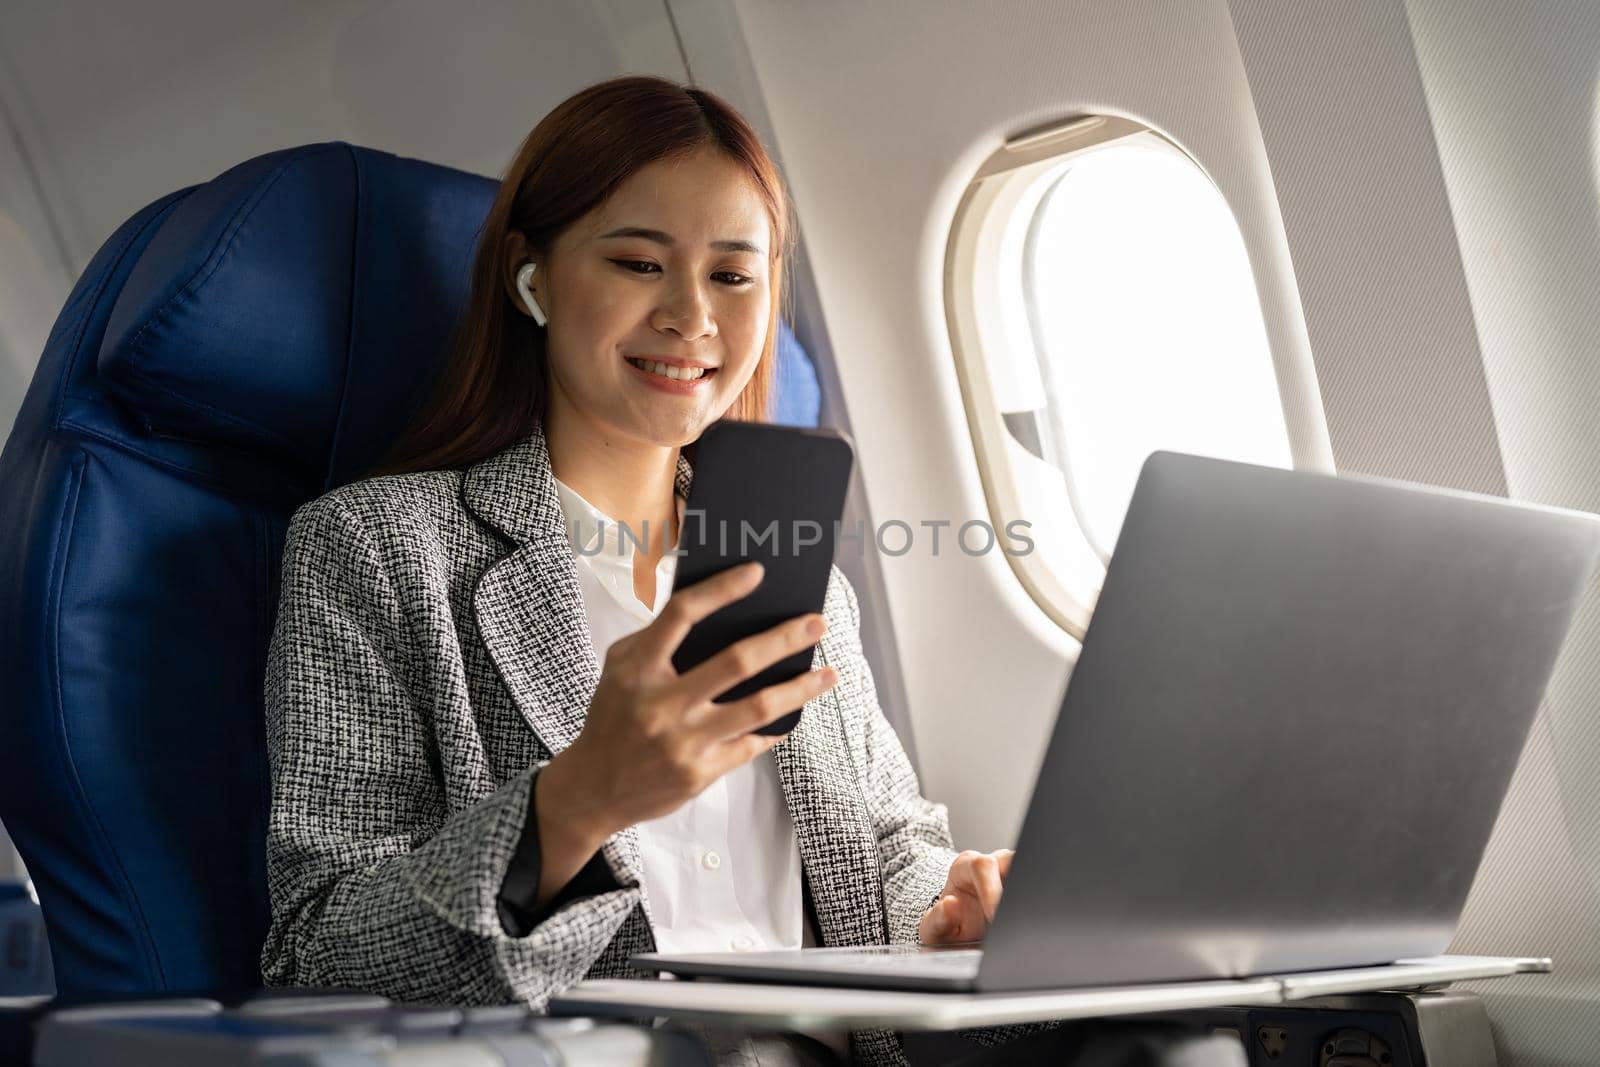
[534,561,839,903]
[918,849,1015,945]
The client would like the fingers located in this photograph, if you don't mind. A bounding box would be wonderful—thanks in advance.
[637,561,765,661]
[922,850,1014,945]
[939,850,1010,938]
[972,853,1005,922]
[674,610,828,708]
[691,666,840,791]
[920,894,961,943]
[708,723,789,776]
[701,665,840,740]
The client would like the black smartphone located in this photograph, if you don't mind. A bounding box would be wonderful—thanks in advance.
[669,420,856,736]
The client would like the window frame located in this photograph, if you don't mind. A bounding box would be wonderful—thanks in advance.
[944,115,1282,638]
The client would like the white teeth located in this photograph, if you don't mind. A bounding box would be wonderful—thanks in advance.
[629,358,707,381]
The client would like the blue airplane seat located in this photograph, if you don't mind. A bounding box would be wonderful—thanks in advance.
[0,140,822,999]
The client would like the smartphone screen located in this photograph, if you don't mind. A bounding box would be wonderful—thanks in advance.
[669,420,855,736]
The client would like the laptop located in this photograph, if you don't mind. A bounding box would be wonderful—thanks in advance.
[629,451,1600,993]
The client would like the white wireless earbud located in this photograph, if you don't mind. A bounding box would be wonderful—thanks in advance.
[515,262,548,327]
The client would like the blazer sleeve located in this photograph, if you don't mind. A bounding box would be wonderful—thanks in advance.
[259,494,641,1006]
[827,567,960,945]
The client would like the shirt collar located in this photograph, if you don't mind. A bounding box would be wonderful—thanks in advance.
[460,420,696,547]
[552,475,688,565]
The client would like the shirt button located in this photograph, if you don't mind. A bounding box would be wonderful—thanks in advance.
[701,850,722,871]
[732,934,755,951]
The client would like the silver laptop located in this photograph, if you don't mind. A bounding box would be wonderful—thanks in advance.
[631,451,1600,992]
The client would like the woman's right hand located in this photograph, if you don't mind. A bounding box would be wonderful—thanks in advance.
[533,561,839,895]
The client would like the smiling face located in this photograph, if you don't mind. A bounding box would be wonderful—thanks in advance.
[514,146,775,448]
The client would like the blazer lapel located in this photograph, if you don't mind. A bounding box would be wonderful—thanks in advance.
[461,424,696,898]
[463,428,598,758]
[471,536,597,757]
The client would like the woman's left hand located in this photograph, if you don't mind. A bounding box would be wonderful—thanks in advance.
[918,849,1015,945]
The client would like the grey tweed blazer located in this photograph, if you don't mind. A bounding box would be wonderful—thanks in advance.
[260,423,958,1065]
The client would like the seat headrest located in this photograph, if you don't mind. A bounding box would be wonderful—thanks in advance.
[98,142,496,487]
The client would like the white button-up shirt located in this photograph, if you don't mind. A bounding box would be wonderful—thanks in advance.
[552,474,807,955]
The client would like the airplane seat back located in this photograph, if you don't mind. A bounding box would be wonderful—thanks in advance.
[0,140,823,998]
[0,141,496,997]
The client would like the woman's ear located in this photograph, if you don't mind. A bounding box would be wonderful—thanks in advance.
[515,263,548,327]
[500,229,531,310]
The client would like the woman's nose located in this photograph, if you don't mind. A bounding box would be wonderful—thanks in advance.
[650,278,716,340]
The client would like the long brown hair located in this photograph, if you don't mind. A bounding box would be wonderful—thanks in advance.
[374,76,794,476]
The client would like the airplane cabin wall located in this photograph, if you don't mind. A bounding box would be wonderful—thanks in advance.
[1404,0,1600,1059]
[0,94,69,448]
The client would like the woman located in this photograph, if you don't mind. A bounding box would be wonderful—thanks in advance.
[259,76,1012,1065]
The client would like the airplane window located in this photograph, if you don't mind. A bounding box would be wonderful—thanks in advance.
[946,118,1291,637]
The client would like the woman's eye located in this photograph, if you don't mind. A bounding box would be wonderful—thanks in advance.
[611,260,752,287]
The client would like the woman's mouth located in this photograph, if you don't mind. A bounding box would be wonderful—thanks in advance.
[625,357,717,392]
